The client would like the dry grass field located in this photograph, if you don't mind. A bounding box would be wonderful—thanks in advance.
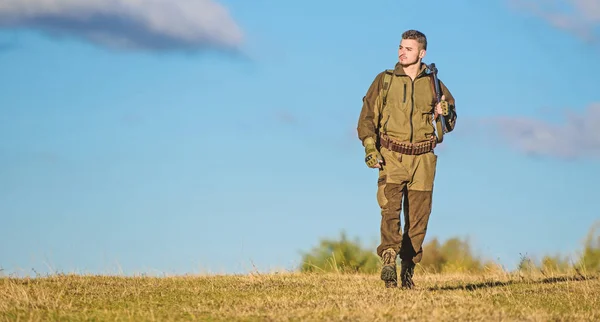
[1,269,599,321]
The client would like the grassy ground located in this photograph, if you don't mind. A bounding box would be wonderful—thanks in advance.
[1,270,599,321]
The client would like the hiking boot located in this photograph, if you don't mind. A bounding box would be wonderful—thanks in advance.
[401,261,415,289]
[380,248,397,288]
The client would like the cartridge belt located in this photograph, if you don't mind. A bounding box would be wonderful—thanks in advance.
[379,134,435,155]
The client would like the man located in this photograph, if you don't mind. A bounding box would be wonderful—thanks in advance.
[356,30,457,289]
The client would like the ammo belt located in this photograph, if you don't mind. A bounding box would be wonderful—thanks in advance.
[379,134,435,155]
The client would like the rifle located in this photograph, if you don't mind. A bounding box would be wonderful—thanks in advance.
[425,63,448,144]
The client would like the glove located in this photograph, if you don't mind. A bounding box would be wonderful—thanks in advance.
[363,137,383,168]
[434,100,449,119]
[440,100,449,116]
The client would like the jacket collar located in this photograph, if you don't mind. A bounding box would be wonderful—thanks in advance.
[393,62,430,78]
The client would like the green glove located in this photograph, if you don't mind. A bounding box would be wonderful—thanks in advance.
[363,137,383,168]
[440,100,449,116]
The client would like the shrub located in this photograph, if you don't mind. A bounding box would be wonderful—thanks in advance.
[300,232,380,274]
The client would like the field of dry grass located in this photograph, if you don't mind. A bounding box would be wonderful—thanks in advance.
[1,269,599,321]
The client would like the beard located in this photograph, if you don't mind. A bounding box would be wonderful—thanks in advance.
[399,56,419,67]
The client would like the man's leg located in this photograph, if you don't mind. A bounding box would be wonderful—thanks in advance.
[399,152,437,288]
[376,171,406,288]
[399,189,433,288]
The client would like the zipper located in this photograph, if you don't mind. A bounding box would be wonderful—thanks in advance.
[409,80,414,142]
[383,115,390,134]
[409,71,429,143]
[403,84,406,103]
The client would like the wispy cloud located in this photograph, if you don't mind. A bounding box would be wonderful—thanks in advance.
[0,0,243,52]
[480,103,600,159]
[510,0,600,43]
[274,110,298,125]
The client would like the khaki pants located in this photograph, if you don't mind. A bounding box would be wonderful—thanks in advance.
[376,146,437,264]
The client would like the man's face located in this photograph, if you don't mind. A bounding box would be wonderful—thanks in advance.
[398,39,425,66]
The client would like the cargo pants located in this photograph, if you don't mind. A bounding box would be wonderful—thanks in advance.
[376,145,437,264]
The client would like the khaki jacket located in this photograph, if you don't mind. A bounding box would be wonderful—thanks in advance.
[357,62,457,145]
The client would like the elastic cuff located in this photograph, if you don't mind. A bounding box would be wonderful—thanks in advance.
[363,137,376,147]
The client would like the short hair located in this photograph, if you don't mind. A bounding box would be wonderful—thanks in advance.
[401,30,427,50]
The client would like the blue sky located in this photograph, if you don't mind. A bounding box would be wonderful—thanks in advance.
[1,0,599,276]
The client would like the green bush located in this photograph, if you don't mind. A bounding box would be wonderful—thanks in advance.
[420,237,496,273]
[576,222,600,273]
[300,232,495,274]
[530,221,600,274]
[299,231,380,274]
[299,221,600,275]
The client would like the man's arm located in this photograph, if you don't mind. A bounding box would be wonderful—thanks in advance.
[357,72,385,145]
[439,80,457,133]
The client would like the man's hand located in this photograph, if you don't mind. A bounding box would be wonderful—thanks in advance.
[434,94,449,119]
[363,137,383,168]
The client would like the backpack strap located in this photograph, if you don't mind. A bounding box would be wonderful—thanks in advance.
[381,69,394,109]
[375,69,395,139]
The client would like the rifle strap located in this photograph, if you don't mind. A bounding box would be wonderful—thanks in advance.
[429,74,444,144]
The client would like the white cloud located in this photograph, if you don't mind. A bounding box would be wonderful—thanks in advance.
[0,0,243,52]
[487,103,600,159]
[510,0,600,43]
